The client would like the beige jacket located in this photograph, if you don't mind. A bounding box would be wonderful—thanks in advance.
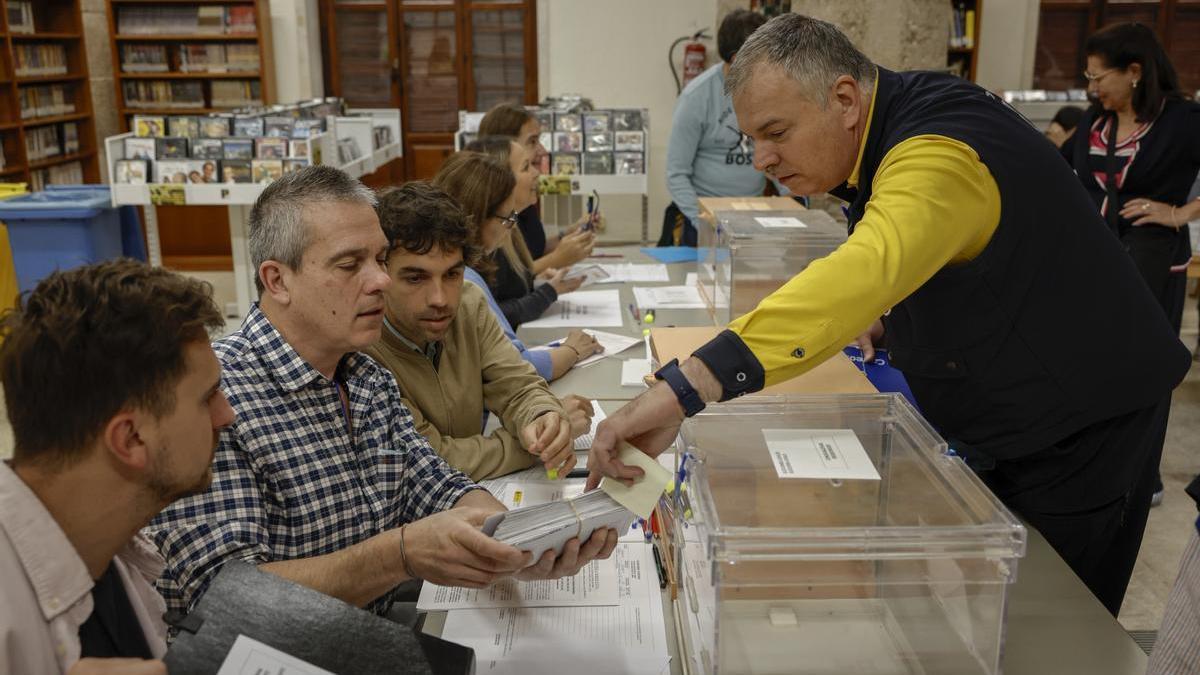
[0,462,168,673]
[367,283,564,480]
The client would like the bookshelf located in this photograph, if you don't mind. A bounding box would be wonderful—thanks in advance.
[947,0,981,81]
[0,0,101,189]
[104,0,276,270]
[105,0,276,132]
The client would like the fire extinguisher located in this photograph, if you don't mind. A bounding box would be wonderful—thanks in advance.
[670,29,710,94]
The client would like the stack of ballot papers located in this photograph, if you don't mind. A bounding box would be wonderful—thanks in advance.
[482,490,637,564]
[632,284,707,309]
[566,263,672,286]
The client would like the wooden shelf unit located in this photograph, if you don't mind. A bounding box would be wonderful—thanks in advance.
[0,0,102,188]
[105,0,276,132]
[947,0,982,81]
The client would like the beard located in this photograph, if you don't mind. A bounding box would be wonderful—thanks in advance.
[147,433,218,504]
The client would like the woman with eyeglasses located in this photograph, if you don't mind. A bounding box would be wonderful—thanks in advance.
[462,137,586,329]
[433,151,601,379]
[478,103,597,271]
[1061,22,1200,509]
[1063,23,1200,334]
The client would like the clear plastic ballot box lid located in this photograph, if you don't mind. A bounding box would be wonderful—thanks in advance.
[715,207,847,245]
[672,393,1026,675]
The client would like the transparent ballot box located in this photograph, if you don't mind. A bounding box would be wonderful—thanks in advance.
[697,208,846,324]
[670,394,1026,675]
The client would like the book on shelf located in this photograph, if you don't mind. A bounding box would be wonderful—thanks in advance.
[7,1,34,34]
[121,45,169,73]
[31,162,83,192]
[19,84,76,119]
[949,4,976,50]
[211,80,262,108]
[117,6,256,35]
[177,44,260,74]
[123,80,205,109]
[0,144,6,171]
[25,125,64,162]
[14,45,69,78]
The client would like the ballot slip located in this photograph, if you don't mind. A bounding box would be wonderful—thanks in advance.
[523,290,624,328]
[632,285,707,309]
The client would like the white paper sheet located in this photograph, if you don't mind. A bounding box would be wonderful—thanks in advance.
[684,272,699,288]
[762,428,881,481]
[216,635,333,675]
[440,544,671,667]
[523,290,624,328]
[499,481,584,508]
[595,263,671,284]
[578,330,642,367]
[621,359,651,387]
[633,285,707,309]
[417,557,619,610]
[574,400,609,450]
[756,216,807,228]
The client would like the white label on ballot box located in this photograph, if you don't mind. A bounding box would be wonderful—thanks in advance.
[217,635,334,675]
[755,216,807,228]
[763,428,880,481]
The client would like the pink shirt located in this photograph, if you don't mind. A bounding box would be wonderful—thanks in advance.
[0,462,168,673]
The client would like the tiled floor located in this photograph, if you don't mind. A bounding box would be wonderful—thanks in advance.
[1,271,1197,636]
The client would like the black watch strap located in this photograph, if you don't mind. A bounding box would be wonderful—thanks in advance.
[654,358,706,417]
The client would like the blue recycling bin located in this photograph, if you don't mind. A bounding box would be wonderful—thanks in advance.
[0,185,146,293]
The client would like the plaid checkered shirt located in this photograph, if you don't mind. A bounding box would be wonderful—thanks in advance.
[146,304,478,616]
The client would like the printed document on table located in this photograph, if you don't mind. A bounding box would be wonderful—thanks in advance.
[440,543,671,668]
[633,285,707,309]
[573,401,608,450]
[523,290,623,328]
[417,558,619,610]
[596,263,671,283]
[763,428,881,481]
[216,635,333,675]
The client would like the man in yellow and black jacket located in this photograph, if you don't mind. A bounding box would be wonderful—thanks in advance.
[587,14,1190,617]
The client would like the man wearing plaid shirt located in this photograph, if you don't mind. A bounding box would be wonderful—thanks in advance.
[147,166,617,617]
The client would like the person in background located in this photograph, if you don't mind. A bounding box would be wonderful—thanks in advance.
[367,182,591,480]
[1045,105,1084,149]
[436,149,582,329]
[1061,22,1200,506]
[663,8,768,246]
[433,151,602,379]
[1,260,231,674]
[478,103,597,271]
[149,166,614,619]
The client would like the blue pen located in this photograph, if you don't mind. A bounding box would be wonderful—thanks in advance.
[641,518,653,543]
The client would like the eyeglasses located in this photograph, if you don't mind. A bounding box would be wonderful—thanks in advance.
[494,210,519,229]
[1083,67,1116,83]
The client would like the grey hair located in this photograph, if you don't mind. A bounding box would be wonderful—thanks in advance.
[726,13,876,106]
[247,164,377,295]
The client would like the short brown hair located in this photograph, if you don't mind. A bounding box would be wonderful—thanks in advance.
[432,151,515,282]
[0,260,223,467]
[478,103,534,138]
[377,181,480,267]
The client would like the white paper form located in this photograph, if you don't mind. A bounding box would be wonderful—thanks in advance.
[573,400,608,450]
[523,289,624,328]
[441,544,671,668]
[756,216,808,228]
[216,635,334,675]
[417,557,619,610]
[762,428,881,481]
[632,285,707,309]
[578,330,642,367]
[621,359,651,387]
[475,655,670,675]
[596,263,671,283]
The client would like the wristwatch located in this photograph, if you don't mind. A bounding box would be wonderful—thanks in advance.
[654,358,706,417]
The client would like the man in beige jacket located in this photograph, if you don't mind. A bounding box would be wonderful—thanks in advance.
[0,260,233,674]
[368,182,591,481]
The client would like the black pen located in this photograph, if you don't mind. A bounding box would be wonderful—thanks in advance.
[651,545,667,589]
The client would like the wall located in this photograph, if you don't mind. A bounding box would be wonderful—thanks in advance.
[269,0,325,102]
[536,0,717,242]
[975,0,1039,93]
[82,0,118,183]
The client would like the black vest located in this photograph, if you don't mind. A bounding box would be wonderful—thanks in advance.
[833,68,1190,461]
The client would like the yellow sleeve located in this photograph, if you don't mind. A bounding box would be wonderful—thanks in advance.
[727,134,1000,387]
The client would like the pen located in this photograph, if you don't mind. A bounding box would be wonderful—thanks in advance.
[651,510,661,540]
[588,253,624,259]
[644,333,652,370]
[628,302,641,325]
[652,545,668,589]
[641,518,652,543]
[566,467,589,479]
